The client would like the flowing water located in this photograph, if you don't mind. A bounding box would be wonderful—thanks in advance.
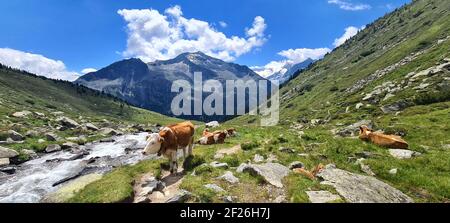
[0,133,155,203]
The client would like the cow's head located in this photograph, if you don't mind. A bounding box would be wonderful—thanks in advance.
[142,133,164,155]
[359,125,372,141]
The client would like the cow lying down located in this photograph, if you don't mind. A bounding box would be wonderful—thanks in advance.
[197,128,237,145]
[359,125,409,149]
[143,121,195,174]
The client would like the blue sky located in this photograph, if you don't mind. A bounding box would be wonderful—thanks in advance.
[0,0,410,80]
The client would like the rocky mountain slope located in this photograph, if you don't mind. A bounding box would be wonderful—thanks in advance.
[75,52,268,122]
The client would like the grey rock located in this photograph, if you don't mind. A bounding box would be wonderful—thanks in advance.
[388,149,422,159]
[0,166,16,174]
[210,161,229,169]
[61,142,79,150]
[355,103,364,109]
[0,158,10,167]
[288,161,304,170]
[38,139,46,144]
[279,147,295,153]
[12,111,32,118]
[223,196,234,203]
[218,171,239,184]
[100,128,123,136]
[166,190,192,203]
[45,144,62,153]
[205,121,220,128]
[317,164,413,203]
[0,146,19,159]
[253,154,265,163]
[306,191,341,203]
[85,123,99,131]
[56,117,80,128]
[45,133,59,141]
[21,149,38,159]
[241,163,289,188]
[360,163,376,176]
[204,184,225,193]
[381,100,411,113]
[25,130,38,138]
[273,195,286,203]
[389,169,398,175]
[237,163,250,173]
[8,130,24,141]
[336,120,372,137]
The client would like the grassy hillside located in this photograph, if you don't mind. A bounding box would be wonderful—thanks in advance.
[0,65,181,161]
[64,0,450,203]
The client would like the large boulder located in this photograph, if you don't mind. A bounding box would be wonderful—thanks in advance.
[388,149,422,159]
[56,117,80,128]
[217,171,239,184]
[0,146,19,159]
[240,163,289,188]
[316,164,413,203]
[85,123,99,131]
[45,144,62,153]
[7,130,24,141]
[12,111,32,118]
[45,133,59,141]
[205,121,220,128]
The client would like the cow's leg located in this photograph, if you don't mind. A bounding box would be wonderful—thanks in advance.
[188,136,194,157]
[170,150,178,174]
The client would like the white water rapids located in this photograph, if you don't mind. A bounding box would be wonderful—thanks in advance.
[0,133,155,203]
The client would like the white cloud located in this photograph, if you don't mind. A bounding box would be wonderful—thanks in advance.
[328,0,371,11]
[81,68,98,74]
[219,21,228,28]
[252,48,331,78]
[333,26,363,47]
[118,5,267,62]
[0,48,80,81]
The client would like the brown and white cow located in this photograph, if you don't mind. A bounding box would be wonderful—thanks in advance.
[143,121,195,174]
[359,125,409,149]
[197,128,227,145]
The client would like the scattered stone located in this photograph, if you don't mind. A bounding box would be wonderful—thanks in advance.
[253,154,265,163]
[56,117,80,128]
[205,121,220,128]
[279,147,295,153]
[45,144,62,153]
[213,153,224,160]
[355,103,364,109]
[12,111,32,118]
[210,161,229,169]
[240,163,290,188]
[0,146,19,158]
[45,133,59,141]
[21,149,38,159]
[237,163,250,173]
[134,174,165,203]
[0,166,16,174]
[266,154,279,163]
[8,130,24,141]
[355,151,376,159]
[99,137,115,143]
[336,120,372,137]
[41,174,102,203]
[317,164,413,203]
[218,171,239,184]
[204,184,225,193]
[25,130,38,138]
[383,93,395,101]
[306,191,341,203]
[381,100,411,114]
[61,142,79,150]
[85,123,99,131]
[166,190,192,203]
[34,112,45,117]
[288,161,304,170]
[100,128,122,136]
[0,158,10,167]
[388,149,422,159]
[443,144,450,150]
[38,139,46,144]
[389,169,398,175]
[360,163,376,176]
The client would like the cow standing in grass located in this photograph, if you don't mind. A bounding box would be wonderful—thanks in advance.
[143,121,195,174]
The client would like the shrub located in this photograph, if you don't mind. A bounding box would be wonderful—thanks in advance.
[221,155,240,167]
[183,155,205,171]
[194,164,213,175]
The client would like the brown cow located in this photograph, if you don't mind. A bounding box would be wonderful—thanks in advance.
[143,121,195,174]
[359,125,408,149]
[197,128,227,145]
